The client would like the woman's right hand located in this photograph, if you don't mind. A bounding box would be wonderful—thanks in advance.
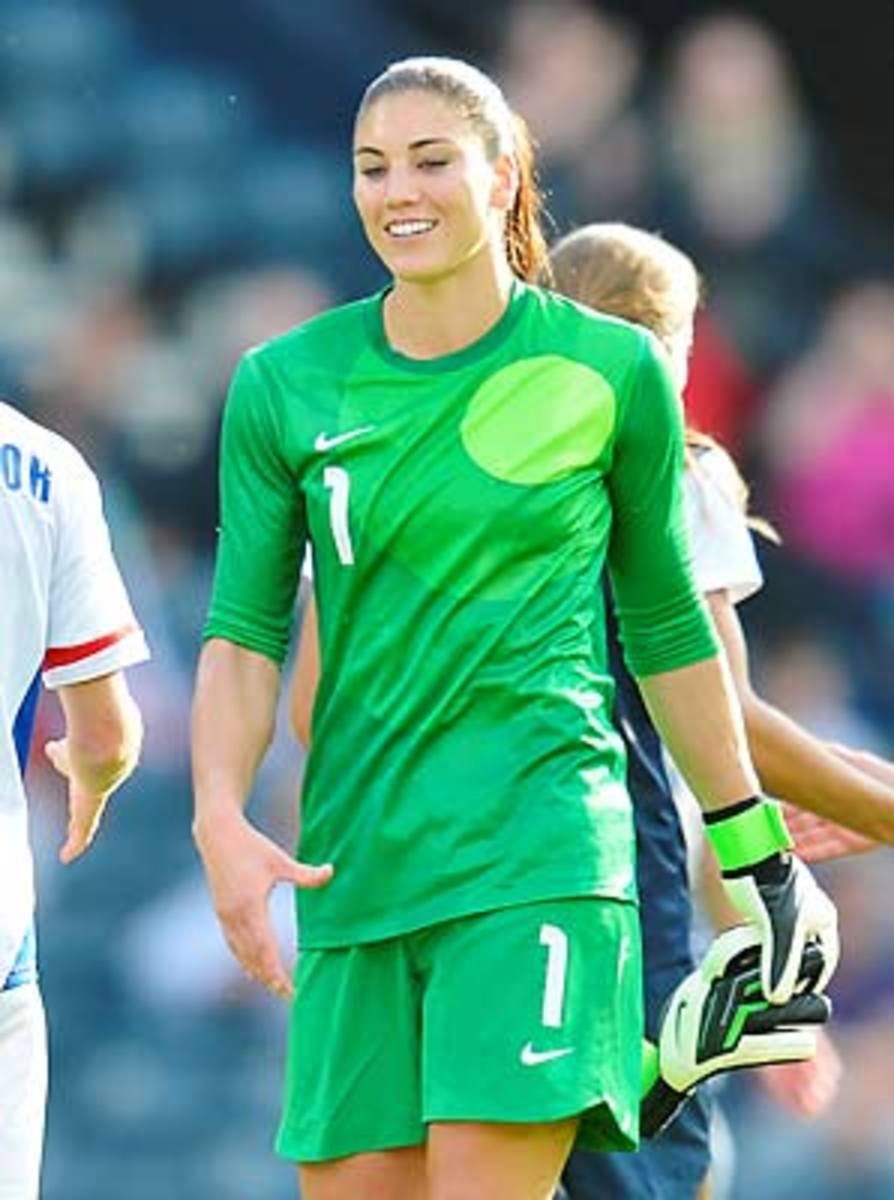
[193,810,333,1000]
[755,1028,842,1118]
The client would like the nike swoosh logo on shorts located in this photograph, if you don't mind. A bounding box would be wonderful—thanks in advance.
[314,426,374,452]
[519,1042,575,1067]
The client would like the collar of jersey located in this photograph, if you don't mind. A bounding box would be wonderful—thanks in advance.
[364,278,529,374]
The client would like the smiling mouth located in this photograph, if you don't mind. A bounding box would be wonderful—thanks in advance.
[385,219,438,239]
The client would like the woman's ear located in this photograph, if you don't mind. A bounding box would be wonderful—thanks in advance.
[490,152,518,213]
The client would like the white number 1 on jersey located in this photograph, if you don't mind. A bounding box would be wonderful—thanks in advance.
[323,466,355,566]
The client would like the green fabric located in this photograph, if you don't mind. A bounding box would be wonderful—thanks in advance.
[640,1039,660,1096]
[205,282,718,948]
[705,800,794,873]
[276,897,643,1162]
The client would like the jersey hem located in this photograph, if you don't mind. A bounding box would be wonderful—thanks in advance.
[296,875,638,950]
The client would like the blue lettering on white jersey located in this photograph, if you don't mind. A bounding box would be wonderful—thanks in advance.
[0,442,51,502]
[29,455,51,502]
[1,442,21,490]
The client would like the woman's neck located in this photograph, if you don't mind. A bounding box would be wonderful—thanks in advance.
[383,252,516,361]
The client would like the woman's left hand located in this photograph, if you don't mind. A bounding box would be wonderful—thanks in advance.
[782,803,880,863]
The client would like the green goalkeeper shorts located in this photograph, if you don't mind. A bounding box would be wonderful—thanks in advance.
[276,896,643,1163]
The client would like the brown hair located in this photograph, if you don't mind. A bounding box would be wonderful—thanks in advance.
[550,222,699,356]
[357,57,550,284]
[550,222,776,537]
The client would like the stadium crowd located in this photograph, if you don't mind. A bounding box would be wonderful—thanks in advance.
[2,1,891,1196]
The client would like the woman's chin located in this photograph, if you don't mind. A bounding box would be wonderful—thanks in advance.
[388,259,452,285]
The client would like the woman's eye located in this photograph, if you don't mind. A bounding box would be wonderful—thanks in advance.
[359,165,386,179]
[418,159,449,171]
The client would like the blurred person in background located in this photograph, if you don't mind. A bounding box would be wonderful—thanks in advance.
[0,398,147,1198]
[760,282,894,589]
[653,12,889,385]
[192,49,836,1198]
[495,0,651,230]
[757,282,894,728]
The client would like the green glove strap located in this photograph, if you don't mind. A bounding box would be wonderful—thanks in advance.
[704,796,793,874]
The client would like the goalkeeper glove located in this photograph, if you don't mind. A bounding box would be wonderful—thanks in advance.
[704,796,839,1003]
[641,925,831,1139]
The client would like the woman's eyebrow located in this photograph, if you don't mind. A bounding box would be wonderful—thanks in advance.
[354,137,455,157]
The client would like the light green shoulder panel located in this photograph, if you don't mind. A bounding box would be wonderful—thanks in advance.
[460,355,616,486]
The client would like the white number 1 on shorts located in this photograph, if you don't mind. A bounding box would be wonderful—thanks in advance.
[539,923,569,1029]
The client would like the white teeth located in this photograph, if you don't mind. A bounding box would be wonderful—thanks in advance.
[387,219,436,238]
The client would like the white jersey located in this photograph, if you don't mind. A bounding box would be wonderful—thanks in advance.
[684,444,762,604]
[0,402,149,985]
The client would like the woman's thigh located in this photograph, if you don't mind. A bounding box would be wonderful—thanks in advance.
[427,1117,578,1200]
[299,1145,426,1200]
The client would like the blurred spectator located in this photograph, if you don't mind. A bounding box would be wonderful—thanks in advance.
[495,0,652,230]
[757,281,894,726]
[653,12,891,380]
[761,282,894,587]
[754,632,887,753]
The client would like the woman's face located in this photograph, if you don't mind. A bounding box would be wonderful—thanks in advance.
[353,89,513,284]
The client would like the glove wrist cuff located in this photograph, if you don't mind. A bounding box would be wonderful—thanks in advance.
[704,795,794,874]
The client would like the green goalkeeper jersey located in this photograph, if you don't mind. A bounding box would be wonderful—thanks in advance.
[205,281,718,948]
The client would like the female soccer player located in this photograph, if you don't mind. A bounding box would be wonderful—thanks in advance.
[290,221,892,1198]
[191,58,835,1200]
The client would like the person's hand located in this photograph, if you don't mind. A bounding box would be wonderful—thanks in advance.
[722,851,839,1003]
[193,810,333,1000]
[704,797,839,1003]
[755,1028,842,1118]
[45,737,109,864]
[782,803,879,863]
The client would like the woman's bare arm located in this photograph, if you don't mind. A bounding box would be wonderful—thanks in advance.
[192,637,332,998]
[707,592,894,843]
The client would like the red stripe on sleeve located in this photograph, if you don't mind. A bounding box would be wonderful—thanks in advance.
[43,624,140,670]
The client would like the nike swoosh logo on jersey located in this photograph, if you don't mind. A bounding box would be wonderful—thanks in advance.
[314,426,374,452]
[519,1042,574,1067]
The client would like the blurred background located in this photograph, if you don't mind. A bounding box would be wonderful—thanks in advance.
[5,0,891,1196]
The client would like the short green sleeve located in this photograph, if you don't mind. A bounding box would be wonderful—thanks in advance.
[607,333,718,677]
[203,351,306,664]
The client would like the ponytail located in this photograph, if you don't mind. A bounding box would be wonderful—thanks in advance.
[506,112,552,285]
